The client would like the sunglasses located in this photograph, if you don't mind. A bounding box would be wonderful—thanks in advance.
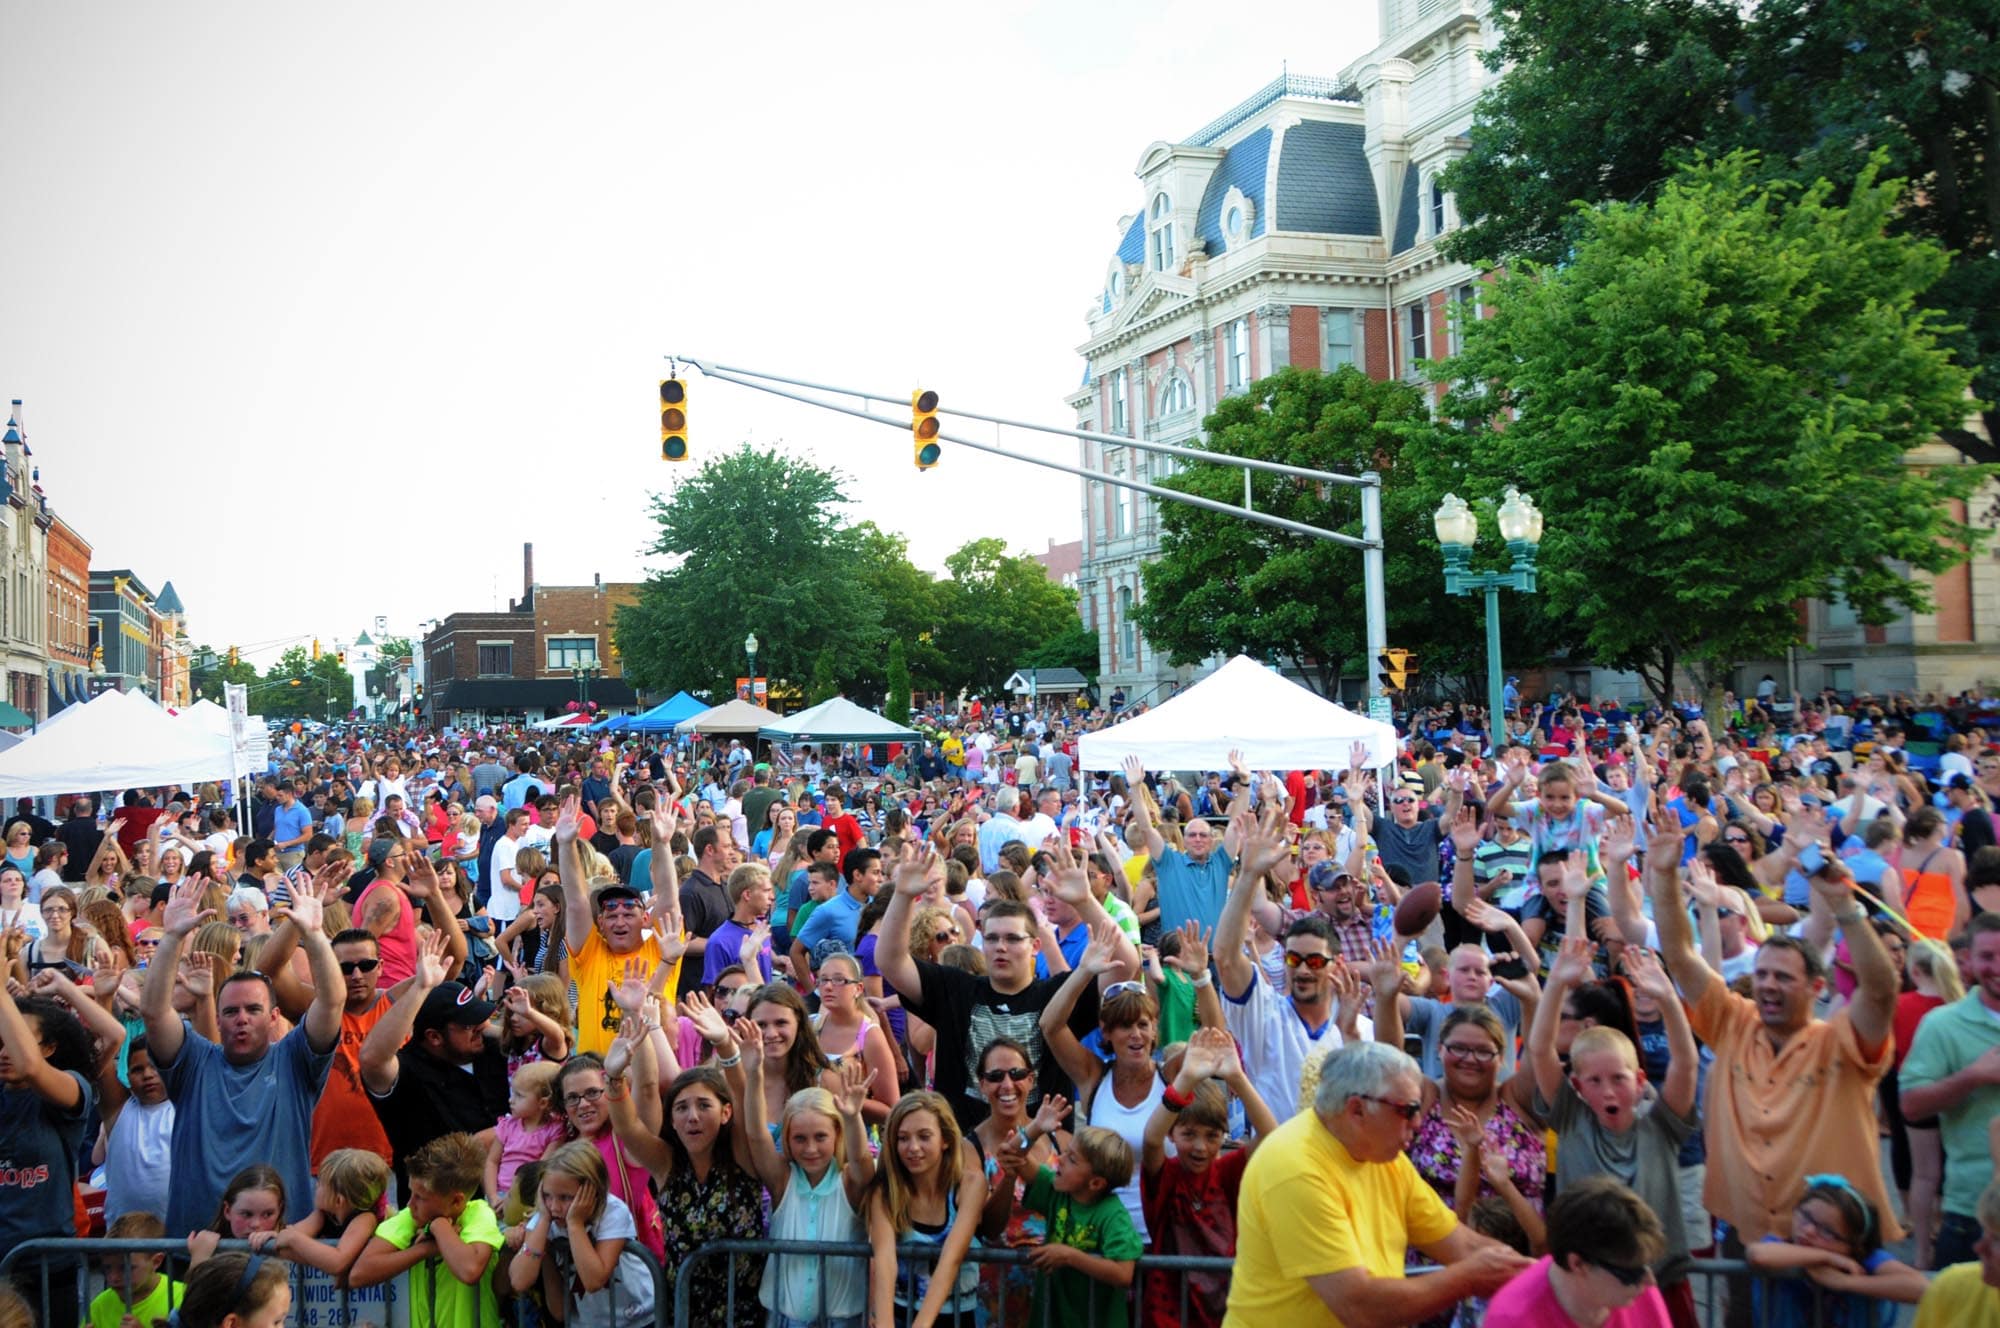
[1391,797,1416,806]
[1359,1094,1423,1121]
[1103,980,1147,1001]
[932,931,957,945]
[337,958,381,975]
[1284,951,1333,970]
[598,900,642,915]
[981,1066,1033,1084]
[1587,1256,1653,1287]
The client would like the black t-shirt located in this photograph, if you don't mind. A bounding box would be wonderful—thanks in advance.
[370,1040,511,1182]
[676,871,731,997]
[609,844,642,885]
[903,961,1100,1131]
[1961,808,1997,856]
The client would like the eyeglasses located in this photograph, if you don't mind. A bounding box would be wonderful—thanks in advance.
[563,1087,607,1107]
[1358,1094,1423,1121]
[228,914,259,927]
[819,974,858,989]
[1284,951,1333,970]
[337,958,381,975]
[1586,1256,1653,1287]
[984,932,1032,947]
[980,1066,1033,1084]
[1442,1043,1500,1065]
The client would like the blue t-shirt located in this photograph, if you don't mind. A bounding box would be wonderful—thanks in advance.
[1153,845,1235,935]
[0,1072,93,1255]
[269,802,314,850]
[160,1020,333,1236]
[793,889,862,964]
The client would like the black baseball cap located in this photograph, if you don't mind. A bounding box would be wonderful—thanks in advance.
[414,982,496,1033]
[593,883,644,912]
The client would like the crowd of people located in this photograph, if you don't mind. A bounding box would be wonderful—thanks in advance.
[0,684,1998,1328]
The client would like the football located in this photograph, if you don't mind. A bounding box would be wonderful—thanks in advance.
[1393,881,1443,937]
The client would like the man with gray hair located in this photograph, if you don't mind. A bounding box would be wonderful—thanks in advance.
[1225,1042,1529,1328]
[976,784,1032,874]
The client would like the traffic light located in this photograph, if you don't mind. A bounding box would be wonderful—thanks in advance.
[227,646,238,667]
[312,638,321,660]
[337,650,347,666]
[660,379,689,462]
[1378,648,1415,693]
[911,390,940,469]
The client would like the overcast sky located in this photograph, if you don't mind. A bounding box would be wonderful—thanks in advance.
[0,1,1377,670]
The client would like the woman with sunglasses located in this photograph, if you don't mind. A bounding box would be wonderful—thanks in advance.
[1038,922,1164,1241]
[968,1036,1054,1326]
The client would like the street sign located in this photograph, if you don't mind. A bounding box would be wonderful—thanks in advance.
[1367,695,1393,725]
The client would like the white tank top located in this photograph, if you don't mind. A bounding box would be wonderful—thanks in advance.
[103,1097,177,1227]
[1081,1069,1166,1241]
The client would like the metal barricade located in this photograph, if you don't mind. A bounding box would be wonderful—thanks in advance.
[0,1235,677,1328]
[669,1238,1236,1328]
[666,1240,1923,1328]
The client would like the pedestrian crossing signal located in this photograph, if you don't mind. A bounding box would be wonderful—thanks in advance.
[1378,648,1415,693]
[912,390,940,469]
[660,379,689,462]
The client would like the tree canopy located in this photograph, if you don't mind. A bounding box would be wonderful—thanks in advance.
[1421,152,1985,703]
[616,445,1095,704]
[1441,0,2000,462]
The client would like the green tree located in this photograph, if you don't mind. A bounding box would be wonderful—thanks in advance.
[933,538,1085,698]
[1421,153,1985,704]
[884,638,912,725]
[1133,365,1544,698]
[841,521,944,697]
[375,636,414,662]
[1441,0,2000,463]
[1022,621,1099,680]
[616,446,884,697]
[188,644,258,705]
[808,648,839,705]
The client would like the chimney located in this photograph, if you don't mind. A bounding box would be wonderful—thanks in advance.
[523,543,534,599]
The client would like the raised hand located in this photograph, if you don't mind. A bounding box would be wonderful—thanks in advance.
[1163,920,1211,976]
[611,957,652,1016]
[1120,755,1145,790]
[288,883,325,934]
[1347,740,1370,779]
[1601,813,1635,863]
[1236,828,1288,883]
[1683,859,1720,909]
[892,843,936,899]
[1547,934,1595,989]
[648,797,680,851]
[161,878,214,940]
[1445,1103,1485,1155]
[1078,921,1122,977]
[553,794,582,846]
[603,1011,647,1081]
[681,990,733,1047]
[1456,895,1511,936]
[1179,1026,1240,1082]
[403,852,438,900]
[739,920,770,969]
[412,927,451,991]
[832,1058,876,1119]
[1050,858,1093,909]
[1030,1092,1072,1137]
[1621,948,1677,1005]
[729,1016,763,1076]
[175,951,220,1002]
[1363,938,1404,999]
[1450,805,1481,856]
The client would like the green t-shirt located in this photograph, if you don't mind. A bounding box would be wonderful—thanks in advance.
[1154,968,1197,1048]
[376,1199,504,1328]
[1899,992,2000,1218]
[1021,1164,1143,1328]
[89,1275,182,1328]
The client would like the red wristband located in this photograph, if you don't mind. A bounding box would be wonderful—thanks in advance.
[1161,1084,1195,1111]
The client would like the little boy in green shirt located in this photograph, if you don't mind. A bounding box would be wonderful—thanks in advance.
[351,1133,504,1328]
[1003,1116,1144,1328]
[91,1213,183,1328]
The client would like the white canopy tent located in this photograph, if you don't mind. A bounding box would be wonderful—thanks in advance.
[1075,654,1398,774]
[0,687,240,797]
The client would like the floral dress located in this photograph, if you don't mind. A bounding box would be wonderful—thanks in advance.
[657,1161,767,1328]
[1406,1094,1547,1327]
[975,1143,1047,1328]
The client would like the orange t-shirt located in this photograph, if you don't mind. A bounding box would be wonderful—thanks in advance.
[1687,978,1901,1244]
[310,993,394,1170]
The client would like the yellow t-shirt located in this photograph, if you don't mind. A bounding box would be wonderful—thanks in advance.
[1913,1263,2000,1328]
[567,930,681,1058]
[1223,1110,1457,1328]
[1123,853,1151,888]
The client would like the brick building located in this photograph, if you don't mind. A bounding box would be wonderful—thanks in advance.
[423,543,641,726]
[46,515,90,711]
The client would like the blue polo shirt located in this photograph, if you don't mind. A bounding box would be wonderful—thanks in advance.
[1154,844,1235,934]
[269,802,314,850]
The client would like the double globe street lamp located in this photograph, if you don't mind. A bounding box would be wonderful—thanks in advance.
[1434,486,1544,757]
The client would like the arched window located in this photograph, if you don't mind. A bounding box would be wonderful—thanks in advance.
[1118,586,1137,658]
[1159,374,1193,416]
[1149,192,1176,272]
[1430,178,1447,235]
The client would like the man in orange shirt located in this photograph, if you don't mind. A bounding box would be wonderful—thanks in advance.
[1648,813,1901,1315]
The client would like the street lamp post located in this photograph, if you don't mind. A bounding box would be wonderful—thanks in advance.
[1435,486,1545,757]
[572,663,601,708]
[744,633,759,702]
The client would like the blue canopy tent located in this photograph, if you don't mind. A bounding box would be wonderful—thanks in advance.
[599,690,708,733]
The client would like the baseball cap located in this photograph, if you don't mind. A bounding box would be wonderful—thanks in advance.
[1948,773,1976,792]
[593,883,644,912]
[414,982,496,1033]
[1307,861,1354,891]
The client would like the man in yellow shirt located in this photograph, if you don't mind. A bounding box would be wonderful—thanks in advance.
[1224,1042,1530,1328]
[557,795,686,1056]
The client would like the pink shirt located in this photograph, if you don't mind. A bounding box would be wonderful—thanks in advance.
[356,879,416,986]
[1483,1257,1672,1328]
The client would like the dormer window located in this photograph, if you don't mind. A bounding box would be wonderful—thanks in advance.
[1149,192,1176,272]
[1430,178,1447,236]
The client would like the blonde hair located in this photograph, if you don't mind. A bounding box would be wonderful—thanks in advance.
[1570,1025,1639,1070]
[505,973,571,1052]
[1069,1125,1135,1190]
[190,920,242,971]
[726,862,772,910]
[511,1059,562,1106]
[540,1139,610,1195]
[780,1086,848,1165]
[1909,938,1965,1003]
[318,1148,391,1213]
